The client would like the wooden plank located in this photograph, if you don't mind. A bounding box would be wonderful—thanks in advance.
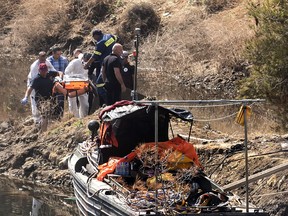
[223,162,288,191]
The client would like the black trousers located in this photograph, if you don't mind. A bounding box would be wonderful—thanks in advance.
[105,84,121,106]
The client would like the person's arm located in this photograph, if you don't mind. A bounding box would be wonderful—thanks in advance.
[63,58,69,72]
[27,72,32,87]
[27,61,37,87]
[114,67,126,92]
[24,87,33,98]
[84,57,95,69]
[64,60,74,75]
[21,86,33,104]
[84,43,104,69]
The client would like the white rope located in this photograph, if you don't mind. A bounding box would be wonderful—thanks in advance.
[164,103,242,108]
[193,112,238,122]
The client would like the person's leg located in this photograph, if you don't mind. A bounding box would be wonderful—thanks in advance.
[106,89,114,106]
[68,97,80,118]
[115,88,121,103]
[30,90,41,123]
[36,100,49,132]
[78,94,89,118]
[88,91,94,114]
[96,74,107,106]
[108,87,121,105]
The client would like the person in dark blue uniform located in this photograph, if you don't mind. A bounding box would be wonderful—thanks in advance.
[84,29,118,75]
[84,29,118,106]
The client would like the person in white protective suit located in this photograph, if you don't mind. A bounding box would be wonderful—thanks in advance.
[27,51,58,123]
[64,49,89,118]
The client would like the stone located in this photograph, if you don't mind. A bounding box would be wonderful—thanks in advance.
[280,142,288,151]
[22,161,38,177]
[58,155,70,170]
[0,122,9,129]
[48,152,58,165]
[281,134,288,140]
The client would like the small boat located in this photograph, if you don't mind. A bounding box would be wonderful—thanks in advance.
[68,100,268,216]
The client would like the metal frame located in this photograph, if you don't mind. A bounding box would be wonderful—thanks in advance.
[132,28,141,101]
[134,99,265,213]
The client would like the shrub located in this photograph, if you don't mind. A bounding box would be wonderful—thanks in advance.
[240,0,288,128]
[68,0,113,23]
[190,0,237,13]
[116,3,161,48]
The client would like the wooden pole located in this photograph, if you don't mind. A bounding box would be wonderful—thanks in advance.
[223,162,288,191]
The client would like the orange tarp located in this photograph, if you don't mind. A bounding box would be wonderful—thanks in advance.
[96,137,202,181]
[99,122,119,147]
[136,137,203,169]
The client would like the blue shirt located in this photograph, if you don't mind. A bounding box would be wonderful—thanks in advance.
[92,34,117,65]
[47,56,69,73]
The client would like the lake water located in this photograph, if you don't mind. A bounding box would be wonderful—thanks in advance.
[0,176,78,216]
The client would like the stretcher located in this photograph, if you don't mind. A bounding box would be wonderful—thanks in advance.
[62,74,89,90]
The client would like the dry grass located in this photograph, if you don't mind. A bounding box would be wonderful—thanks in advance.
[0,0,20,30]
[137,0,254,99]
[8,0,70,52]
[6,0,115,53]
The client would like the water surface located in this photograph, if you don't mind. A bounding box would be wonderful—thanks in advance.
[0,176,78,216]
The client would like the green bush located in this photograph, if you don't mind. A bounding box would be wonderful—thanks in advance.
[240,0,288,128]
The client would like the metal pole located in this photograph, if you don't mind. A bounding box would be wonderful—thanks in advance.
[134,99,265,105]
[244,105,249,212]
[188,122,193,142]
[132,28,140,101]
[154,103,159,213]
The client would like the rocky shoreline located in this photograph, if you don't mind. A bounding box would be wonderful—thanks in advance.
[0,113,288,215]
[0,115,93,188]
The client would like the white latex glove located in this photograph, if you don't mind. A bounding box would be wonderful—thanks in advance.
[53,76,62,84]
[21,97,28,105]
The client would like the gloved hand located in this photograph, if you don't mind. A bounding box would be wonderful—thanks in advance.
[53,76,62,84]
[21,97,28,105]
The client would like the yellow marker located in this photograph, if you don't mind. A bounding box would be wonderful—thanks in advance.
[94,50,102,56]
[96,83,105,88]
[104,37,115,47]
[235,105,252,126]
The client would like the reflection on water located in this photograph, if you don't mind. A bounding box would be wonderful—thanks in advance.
[0,176,78,216]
